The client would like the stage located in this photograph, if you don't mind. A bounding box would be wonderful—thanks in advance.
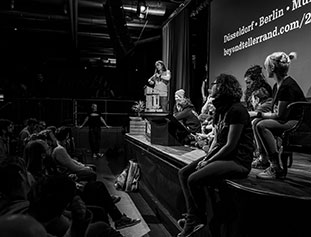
[125,134,311,237]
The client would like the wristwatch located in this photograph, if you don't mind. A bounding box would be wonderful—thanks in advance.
[257,111,262,118]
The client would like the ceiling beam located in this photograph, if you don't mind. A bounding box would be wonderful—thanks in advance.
[68,0,78,49]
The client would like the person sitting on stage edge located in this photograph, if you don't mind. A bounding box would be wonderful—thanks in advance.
[177,73,254,237]
[255,52,306,180]
[198,88,215,134]
[248,87,273,169]
[147,60,171,112]
[173,89,185,113]
[173,91,201,145]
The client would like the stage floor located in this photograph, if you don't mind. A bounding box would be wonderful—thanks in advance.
[126,133,311,199]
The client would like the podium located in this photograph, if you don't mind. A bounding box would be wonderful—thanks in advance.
[144,86,162,112]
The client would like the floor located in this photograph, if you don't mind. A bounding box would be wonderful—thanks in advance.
[79,147,172,237]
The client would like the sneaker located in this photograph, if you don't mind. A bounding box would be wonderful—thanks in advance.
[252,157,269,169]
[256,166,285,180]
[114,214,141,230]
[253,150,260,159]
[177,213,187,229]
[111,194,121,204]
[177,214,204,237]
[178,218,186,229]
[96,153,104,158]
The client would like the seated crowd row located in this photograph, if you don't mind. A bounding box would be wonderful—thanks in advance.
[0,118,141,236]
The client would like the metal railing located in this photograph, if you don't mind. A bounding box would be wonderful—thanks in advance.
[0,98,136,127]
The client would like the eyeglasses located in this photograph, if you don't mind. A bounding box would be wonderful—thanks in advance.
[211,81,218,86]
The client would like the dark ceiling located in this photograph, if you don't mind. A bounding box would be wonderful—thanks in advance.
[0,0,186,68]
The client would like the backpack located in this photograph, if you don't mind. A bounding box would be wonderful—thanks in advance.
[115,160,140,192]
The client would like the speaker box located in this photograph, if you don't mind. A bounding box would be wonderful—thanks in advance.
[150,118,180,146]
[146,114,190,146]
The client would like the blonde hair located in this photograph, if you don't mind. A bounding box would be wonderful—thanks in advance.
[264,52,297,77]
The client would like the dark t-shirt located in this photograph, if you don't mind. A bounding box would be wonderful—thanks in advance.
[215,102,254,169]
[174,106,201,133]
[87,112,103,128]
[271,76,306,121]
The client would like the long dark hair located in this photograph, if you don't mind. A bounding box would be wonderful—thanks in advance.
[24,140,47,177]
[212,74,242,123]
[244,65,272,110]
[0,119,13,136]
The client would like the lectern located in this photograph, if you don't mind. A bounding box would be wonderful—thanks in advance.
[144,86,162,112]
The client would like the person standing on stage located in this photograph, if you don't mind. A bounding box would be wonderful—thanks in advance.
[147,60,171,112]
[177,74,254,237]
[79,103,110,159]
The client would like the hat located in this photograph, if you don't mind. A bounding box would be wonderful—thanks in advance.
[175,89,185,98]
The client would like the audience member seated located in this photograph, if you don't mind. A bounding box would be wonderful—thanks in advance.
[28,174,125,237]
[173,91,201,145]
[248,88,273,169]
[177,74,254,237]
[0,156,107,237]
[37,120,47,133]
[51,126,97,182]
[248,87,273,119]
[244,65,272,111]
[198,89,214,123]
[188,84,215,151]
[0,214,47,237]
[24,138,140,231]
[0,118,14,164]
[174,96,201,134]
[0,159,30,216]
[198,88,215,133]
[173,89,186,113]
[255,52,306,180]
[19,117,39,154]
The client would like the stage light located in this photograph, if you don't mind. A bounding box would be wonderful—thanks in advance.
[137,0,148,19]
[123,1,166,19]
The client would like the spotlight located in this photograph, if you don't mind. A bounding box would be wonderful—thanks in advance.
[137,0,148,19]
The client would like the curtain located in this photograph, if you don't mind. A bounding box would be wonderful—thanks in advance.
[162,8,190,113]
